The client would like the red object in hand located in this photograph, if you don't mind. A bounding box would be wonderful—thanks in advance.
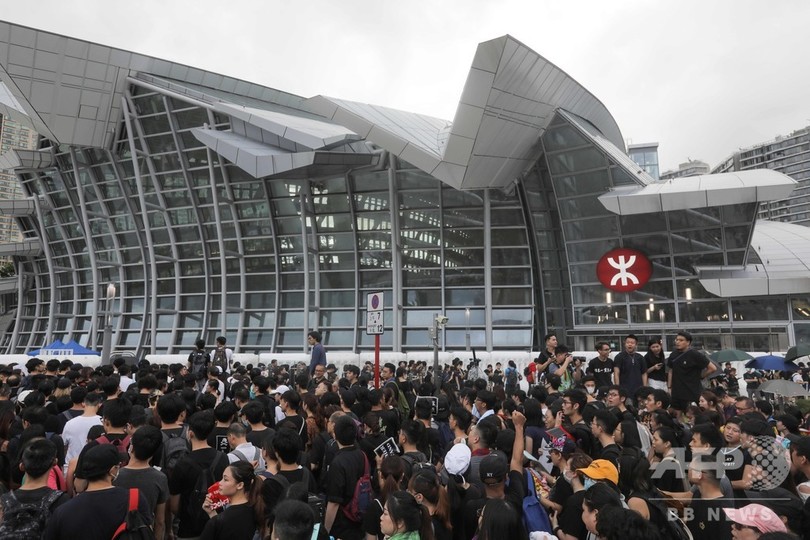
[207,482,230,510]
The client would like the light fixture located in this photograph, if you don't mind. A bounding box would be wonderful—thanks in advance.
[606,292,612,305]
[646,309,651,321]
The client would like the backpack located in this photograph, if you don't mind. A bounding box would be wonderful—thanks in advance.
[260,470,324,522]
[230,445,265,473]
[96,434,132,467]
[522,469,553,535]
[190,351,208,376]
[211,348,228,371]
[341,451,373,522]
[386,382,410,422]
[161,426,190,479]
[0,489,62,540]
[184,451,227,535]
[644,493,693,540]
[112,488,156,540]
[506,367,518,387]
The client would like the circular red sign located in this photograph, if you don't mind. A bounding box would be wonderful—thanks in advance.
[596,248,652,292]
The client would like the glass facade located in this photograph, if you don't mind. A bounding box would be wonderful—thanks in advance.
[1,27,808,357]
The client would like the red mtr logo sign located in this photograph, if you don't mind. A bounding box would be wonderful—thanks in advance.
[596,248,653,292]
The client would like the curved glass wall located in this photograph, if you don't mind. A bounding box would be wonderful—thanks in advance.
[5,80,537,355]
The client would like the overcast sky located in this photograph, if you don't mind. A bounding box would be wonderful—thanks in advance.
[3,1,809,172]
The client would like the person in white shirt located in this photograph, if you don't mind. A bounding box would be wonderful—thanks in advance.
[226,422,265,473]
[62,392,103,465]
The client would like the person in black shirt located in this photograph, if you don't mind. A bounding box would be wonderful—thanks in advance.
[169,411,229,539]
[587,341,616,388]
[667,331,715,412]
[591,409,621,465]
[44,444,151,540]
[325,415,366,540]
[201,461,260,539]
[644,338,668,392]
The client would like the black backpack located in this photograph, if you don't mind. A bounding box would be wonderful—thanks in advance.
[161,426,190,479]
[190,351,209,376]
[112,488,155,540]
[0,489,62,540]
[211,348,228,371]
[184,452,227,536]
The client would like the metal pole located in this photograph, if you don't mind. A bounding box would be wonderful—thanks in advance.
[432,312,439,395]
[101,283,116,365]
[465,307,471,351]
[374,334,380,389]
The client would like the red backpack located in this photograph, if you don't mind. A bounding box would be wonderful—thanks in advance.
[341,452,372,522]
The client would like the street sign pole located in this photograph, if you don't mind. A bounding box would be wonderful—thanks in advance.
[366,292,384,389]
[375,334,380,389]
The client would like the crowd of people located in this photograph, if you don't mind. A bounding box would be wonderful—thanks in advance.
[0,331,807,539]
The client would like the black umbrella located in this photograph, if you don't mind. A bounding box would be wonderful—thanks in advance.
[785,344,810,362]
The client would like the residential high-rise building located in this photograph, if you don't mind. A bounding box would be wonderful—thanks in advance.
[713,126,810,224]
[627,142,660,180]
[660,159,710,180]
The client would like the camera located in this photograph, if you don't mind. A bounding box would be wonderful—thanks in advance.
[435,315,449,326]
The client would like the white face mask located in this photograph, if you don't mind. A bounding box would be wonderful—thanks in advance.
[585,386,596,395]
[541,407,548,418]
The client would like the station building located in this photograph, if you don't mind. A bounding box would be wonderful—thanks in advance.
[0,22,808,358]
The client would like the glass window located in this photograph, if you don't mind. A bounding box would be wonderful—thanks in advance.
[557,196,612,220]
[547,147,606,175]
[492,329,531,348]
[491,308,532,325]
[620,213,667,235]
[791,298,810,320]
[319,311,356,326]
[492,288,532,305]
[678,301,729,323]
[542,124,589,151]
[732,298,788,321]
[359,270,392,288]
[562,217,619,242]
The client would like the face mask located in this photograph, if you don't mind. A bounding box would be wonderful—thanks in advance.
[583,477,596,490]
[585,386,595,395]
[562,471,575,484]
[249,388,256,400]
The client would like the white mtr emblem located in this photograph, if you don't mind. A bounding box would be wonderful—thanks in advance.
[608,255,639,287]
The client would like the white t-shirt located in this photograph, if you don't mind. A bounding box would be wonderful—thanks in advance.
[62,414,102,463]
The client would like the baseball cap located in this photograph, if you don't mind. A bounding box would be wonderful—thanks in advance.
[548,435,577,455]
[479,454,508,484]
[723,504,787,533]
[81,444,121,478]
[270,384,290,395]
[444,442,471,475]
[576,459,619,485]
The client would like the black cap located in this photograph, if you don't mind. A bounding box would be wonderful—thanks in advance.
[81,444,120,479]
[479,454,507,483]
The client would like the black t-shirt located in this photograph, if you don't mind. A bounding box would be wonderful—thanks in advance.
[558,489,587,539]
[168,447,229,538]
[587,357,615,388]
[200,502,257,540]
[277,466,318,493]
[377,408,400,439]
[462,470,525,540]
[687,496,733,540]
[280,414,308,448]
[208,426,231,454]
[362,498,384,540]
[668,348,709,403]
[599,443,621,467]
[645,351,667,382]
[326,445,366,540]
[43,487,151,540]
[246,427,272,448]
[254,394,276,428]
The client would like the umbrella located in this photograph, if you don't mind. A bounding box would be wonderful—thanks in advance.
[745,355,799,372]
[710,349,754,362]
[785,344,810,362]
[759,379,810,397]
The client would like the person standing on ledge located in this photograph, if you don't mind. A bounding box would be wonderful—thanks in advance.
[308,330,326,376]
